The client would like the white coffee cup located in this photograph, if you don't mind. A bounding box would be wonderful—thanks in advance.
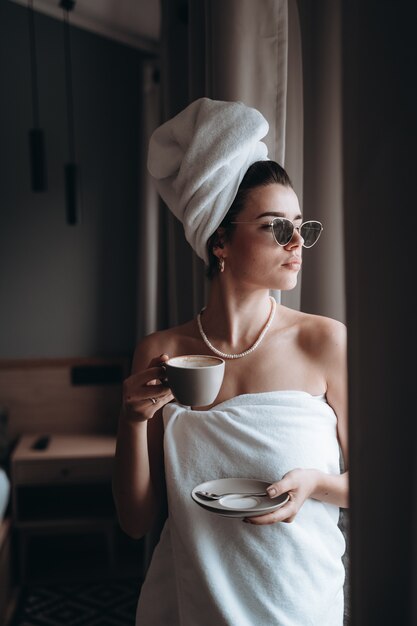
[165,355,225,407]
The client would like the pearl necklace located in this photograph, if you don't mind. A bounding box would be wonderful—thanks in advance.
[197,296,276,360]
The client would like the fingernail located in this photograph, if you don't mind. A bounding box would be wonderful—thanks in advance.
[267,487,277,497]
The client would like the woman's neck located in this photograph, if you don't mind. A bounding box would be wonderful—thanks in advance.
[200,282,275,350]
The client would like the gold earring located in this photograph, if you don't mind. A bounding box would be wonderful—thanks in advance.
[218,257,225,273]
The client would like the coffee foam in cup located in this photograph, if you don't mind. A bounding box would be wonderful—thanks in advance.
[168,355,222,368]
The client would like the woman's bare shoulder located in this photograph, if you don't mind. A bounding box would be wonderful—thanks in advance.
[280,306,346,357]
[131,320,198,372]
[299,311,347,364]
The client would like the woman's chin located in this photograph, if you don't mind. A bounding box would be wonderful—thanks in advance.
[275,276,299,291]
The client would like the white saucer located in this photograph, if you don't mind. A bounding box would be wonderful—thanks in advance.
[191,478,289,518]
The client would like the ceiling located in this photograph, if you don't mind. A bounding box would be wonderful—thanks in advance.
[10,0,160,53]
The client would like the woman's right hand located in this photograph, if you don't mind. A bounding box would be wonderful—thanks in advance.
[122,354,174,423]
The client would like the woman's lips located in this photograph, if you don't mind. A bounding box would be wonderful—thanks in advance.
[282,258,302,270]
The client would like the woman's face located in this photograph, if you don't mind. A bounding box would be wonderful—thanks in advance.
[223,183,304,292]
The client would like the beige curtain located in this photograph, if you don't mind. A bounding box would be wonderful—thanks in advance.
[296,0,345,322]
[280,0,303,311]
[189,0,289,162]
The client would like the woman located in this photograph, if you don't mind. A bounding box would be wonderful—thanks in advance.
[113,98,348,625]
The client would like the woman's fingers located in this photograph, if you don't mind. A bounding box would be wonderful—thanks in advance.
[123,386,174,422]
[243,470,312,525]
[143,365,168,383]
[244,480,293,524]
[243,497,297,525]
[243,469,320,525]
[147,353,170,368]
[121,354,173,422]
[124,364,168,396]
[147,389,174,407]
[266,473,295,498]
[126,383,169,403]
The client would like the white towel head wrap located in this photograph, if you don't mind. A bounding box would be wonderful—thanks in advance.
[147,98,269,263]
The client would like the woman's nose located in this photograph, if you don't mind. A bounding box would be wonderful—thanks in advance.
[285,227,304,249]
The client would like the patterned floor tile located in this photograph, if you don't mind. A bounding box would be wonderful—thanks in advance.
[12,579,140,626]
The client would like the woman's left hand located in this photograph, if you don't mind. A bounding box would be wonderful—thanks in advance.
[244,468,319,525]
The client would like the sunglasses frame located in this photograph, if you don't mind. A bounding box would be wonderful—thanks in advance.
[230,217,323,248]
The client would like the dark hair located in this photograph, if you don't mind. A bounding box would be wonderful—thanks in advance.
[206,160,293,278]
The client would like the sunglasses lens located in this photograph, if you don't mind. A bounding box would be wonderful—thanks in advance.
[272,219,294,245]
[300,221,322,248]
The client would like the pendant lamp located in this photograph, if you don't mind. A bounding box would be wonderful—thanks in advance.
[60,0,80,225]
[28,0,47,191]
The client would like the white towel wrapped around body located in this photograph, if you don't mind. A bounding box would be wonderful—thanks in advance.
[136,391,346,626]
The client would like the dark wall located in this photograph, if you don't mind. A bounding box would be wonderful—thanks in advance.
[342,0,417,624]
[0,0,142,358]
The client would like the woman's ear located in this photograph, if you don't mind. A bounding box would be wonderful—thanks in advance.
[212,227,226,256]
